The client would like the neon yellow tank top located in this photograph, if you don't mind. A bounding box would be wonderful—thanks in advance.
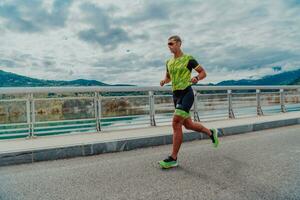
[166,54,194,91]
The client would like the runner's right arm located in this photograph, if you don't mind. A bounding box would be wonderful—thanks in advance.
[160,63,171,86]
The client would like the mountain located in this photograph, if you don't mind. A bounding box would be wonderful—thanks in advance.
[0,70,117,87]
[290,77,300,85]
[216,68,300,86]
[1,68,300,87]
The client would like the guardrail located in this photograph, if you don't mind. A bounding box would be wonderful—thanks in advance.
[0,86,299,139]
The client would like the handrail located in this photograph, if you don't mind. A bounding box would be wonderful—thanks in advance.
[0,85,299,94]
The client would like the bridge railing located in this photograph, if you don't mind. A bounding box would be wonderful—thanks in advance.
[0,86,299,139]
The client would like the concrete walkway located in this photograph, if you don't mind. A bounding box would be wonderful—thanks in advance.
[0,111,300,166]
[1,125,299,200]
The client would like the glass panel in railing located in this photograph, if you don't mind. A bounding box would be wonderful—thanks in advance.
[100,91,149,129]
[35,99,95,121]
[33,92,96,136]
[154,92,173,125]
[0,95,28,139]
[101,97,149,117]
[196,91,228,120]
[232,91,257,117]
[260,90,281,114]
[285,89,300,112]
[0,101,27,124]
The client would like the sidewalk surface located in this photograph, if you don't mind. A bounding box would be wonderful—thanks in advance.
[1,111,300,166]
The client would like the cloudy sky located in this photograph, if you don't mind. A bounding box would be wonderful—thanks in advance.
[0,0,299,85]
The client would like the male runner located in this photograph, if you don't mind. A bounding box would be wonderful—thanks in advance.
[159,35,219,169]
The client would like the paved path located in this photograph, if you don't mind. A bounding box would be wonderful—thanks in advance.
[1,111,300,154]
[0,125,299,200]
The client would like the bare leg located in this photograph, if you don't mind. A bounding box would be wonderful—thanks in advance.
[183,117,212,136]
[171,115,185,160]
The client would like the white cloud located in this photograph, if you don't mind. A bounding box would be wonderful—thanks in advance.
[0,0,299,85]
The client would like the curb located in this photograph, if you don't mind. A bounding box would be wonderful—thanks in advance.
[0,117,299,167]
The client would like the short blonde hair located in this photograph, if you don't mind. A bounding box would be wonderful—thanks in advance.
[168,35,182,43]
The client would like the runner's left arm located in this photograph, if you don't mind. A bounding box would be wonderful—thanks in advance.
[188,58,206,83]
[194,65,207,81]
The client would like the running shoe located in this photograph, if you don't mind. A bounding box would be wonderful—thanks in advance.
[158,156,178,169]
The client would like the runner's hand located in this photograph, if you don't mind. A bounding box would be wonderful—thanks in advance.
[191,77,198,84]
[160,80,165,86]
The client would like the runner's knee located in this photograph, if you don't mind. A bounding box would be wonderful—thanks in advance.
[172,116,184,127]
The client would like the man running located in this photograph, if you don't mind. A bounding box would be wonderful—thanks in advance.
[159,35,219,169]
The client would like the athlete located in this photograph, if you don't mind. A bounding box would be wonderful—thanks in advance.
[159,35,219,169]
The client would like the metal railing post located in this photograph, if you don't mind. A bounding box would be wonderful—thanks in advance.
[280,89,286,113]
[26,93,32,138]
[149,91,156,126]
[31,95,35,137]
[193,89,200,122]
[94,92,101,132]
[26,93,35,138]
[228,90,235,119]
[256,89,263,116]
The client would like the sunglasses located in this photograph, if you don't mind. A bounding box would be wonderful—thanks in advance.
[168,42,175,46]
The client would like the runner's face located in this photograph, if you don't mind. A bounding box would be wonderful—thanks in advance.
[168,39,180,53]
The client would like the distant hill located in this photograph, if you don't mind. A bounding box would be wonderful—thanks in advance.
[0,70,133,87]
[1,68,300,87]
[290,77,300,85]
[216,68,300,86]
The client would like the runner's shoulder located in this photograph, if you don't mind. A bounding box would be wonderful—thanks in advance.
[184,54,195,60]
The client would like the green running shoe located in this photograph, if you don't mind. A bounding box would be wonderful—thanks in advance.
[210,128,219,148]
[158,156,178,169]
